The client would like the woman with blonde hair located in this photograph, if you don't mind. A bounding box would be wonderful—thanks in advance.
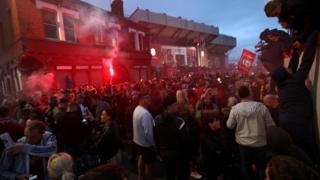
[176,89,203,179]
[176,90,193,116]
[48,152,75,180]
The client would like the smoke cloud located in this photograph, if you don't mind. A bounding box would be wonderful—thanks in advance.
[25,72,55,95]
[79,6,124,63]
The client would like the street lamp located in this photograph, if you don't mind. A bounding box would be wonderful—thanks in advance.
[150,48,156,56]
[200,50,205,66]
[201,50,205,57]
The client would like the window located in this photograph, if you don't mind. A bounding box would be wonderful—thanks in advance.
[63,15,76,42]
[7,10,14,41]
[129,28,145,51]
[108,23,120,47]
[37,0,79,42]
[0,22,3,50]
[95,26,104,44]
[138,33,144,51]
[42,10,59,39]
[110,31,118,47]
[130,32,136,50]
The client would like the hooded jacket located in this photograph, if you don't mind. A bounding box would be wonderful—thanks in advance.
[227,101,275,147]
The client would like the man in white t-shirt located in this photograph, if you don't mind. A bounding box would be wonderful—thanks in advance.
[133,93,155,180]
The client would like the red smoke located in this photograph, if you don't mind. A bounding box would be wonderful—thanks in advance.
[25,72,55,94]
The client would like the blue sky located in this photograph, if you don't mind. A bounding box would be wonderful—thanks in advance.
[83,0,281,62]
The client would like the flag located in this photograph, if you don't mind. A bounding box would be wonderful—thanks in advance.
[238,49,256,73]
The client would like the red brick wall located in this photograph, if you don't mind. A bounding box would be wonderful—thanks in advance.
[14,0,150,51]
[16,0,44,39]
[12,0,151,83]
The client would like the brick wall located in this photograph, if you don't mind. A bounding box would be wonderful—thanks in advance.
[16,0,45,39]
[13,0,150,51]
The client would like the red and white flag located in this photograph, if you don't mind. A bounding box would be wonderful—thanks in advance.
[238,49,256,73]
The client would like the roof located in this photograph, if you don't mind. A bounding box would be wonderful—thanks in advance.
[130,8,219,45]
[208,34,237,53]
[211,34,236,47]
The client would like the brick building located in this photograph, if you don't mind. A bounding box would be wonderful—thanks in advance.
[0,0,151,95]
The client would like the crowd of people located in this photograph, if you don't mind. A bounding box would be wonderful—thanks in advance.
[0,67,319,180]
[1,0,320,179]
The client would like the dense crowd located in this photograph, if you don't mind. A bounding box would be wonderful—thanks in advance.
[0,68,319,180]
[1,0,320,178]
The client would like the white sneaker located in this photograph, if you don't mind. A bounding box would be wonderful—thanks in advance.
[190,170,202,179]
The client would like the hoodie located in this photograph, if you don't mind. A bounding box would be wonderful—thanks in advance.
[227,101,275,147]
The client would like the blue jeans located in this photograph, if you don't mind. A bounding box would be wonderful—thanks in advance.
[239,145,266,180]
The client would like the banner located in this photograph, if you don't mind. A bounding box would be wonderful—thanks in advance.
[238,49,256,73]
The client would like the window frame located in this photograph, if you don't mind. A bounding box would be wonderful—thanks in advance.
[0,22,3,50]
[42,8,59,40]
[63,13,77,42]
[129,28,145,51]
[36,0,79,42]
[94,25,105,45]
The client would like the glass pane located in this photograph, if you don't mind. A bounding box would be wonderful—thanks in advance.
[131,33,135,49]
[65,29,75,42]
[42,10,56,25]
[95,28,103,43]
[44,24,58,39]
[63,16,74,28]
[139,34,143,51]
[0,23,3,49]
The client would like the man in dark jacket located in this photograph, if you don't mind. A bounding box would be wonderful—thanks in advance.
[154,96,192,180]
[271,31,318,160]
[201,115,227,180]
[56,102,90,176]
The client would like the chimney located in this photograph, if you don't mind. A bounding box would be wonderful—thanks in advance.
[111,0,124,17]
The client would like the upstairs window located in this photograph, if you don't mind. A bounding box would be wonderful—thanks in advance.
[7,10,14,42]
[94,26,104,44]
[130,32,136,50]
[63,15,76,42]
[0,22,3,50]
[37,0,79,42]
[138,33,144,51]
[129,28,145,51]
[110,30,118,48]
[42,10,59,39]
[107,23,120,47]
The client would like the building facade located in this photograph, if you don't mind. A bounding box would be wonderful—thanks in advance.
[0,0,151,95]
[130,9,236,76]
